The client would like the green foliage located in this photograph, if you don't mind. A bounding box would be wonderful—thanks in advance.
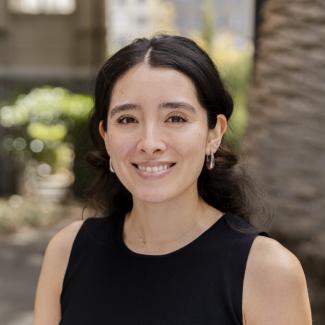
[0,196,79,234]
[201,0,215,53]
[218,51,252,98]
[193,30,253,151]
[193,3,253,151]
[218,52,253,152]
[0,87,93,170]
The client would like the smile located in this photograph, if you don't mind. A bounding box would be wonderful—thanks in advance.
[132,163,176,177]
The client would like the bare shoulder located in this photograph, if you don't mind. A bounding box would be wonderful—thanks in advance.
[46,219,84,262]
[43,219,85,290]
[247,236,302,278]
[33,220,85,325]
[243,235,312,325]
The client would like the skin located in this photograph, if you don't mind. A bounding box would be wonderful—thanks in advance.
[99,63,227,250]
[33,63,312,324]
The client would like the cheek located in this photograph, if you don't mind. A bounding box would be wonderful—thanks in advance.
[106,134,134,159]
[172,128,207,161]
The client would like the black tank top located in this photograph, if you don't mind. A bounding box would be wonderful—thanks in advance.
[60,213,269,325]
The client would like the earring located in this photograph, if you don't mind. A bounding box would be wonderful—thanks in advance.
[206,151,215,170]
[109,158,115,173]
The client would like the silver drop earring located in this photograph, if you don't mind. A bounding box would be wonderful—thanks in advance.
[109,158,115,173]
[206,151,215,170]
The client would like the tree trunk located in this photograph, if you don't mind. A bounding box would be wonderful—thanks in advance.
[243,0,325,322]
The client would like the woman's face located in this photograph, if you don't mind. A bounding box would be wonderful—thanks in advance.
[99,63,226,203]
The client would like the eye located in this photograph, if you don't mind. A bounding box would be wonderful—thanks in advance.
[116,115,138,124]
[166,114,187,123]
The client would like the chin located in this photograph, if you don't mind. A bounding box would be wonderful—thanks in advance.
[133,189,178,204]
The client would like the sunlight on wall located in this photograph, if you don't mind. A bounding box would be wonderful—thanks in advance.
[8,0,76,14]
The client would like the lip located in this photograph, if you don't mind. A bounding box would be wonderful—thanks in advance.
[132,162,176,179]
[132,161,175,167]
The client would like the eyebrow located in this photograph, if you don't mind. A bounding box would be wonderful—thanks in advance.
[109,101,196,118]
[110,103,139,117]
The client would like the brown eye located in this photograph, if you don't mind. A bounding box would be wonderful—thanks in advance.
[166,115,187,123]
[117,116,137,124]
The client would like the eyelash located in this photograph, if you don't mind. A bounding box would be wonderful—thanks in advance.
[116,115,136,124]
[166,114,187,123]
[116,114,188,124]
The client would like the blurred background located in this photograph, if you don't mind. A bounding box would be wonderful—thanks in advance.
[0,0,324,324]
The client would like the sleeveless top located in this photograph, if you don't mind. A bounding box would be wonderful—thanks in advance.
[60,213,269,325]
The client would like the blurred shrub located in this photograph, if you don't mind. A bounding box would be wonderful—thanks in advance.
[193,33,253,151]
[0,87,94,197]
[0,195,81,233]
[0,86,93,170]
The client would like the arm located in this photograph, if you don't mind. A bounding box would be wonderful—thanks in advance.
[243,236,312,325]
[33,220,84,325]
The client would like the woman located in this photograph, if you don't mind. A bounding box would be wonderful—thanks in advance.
[34,35,312,324]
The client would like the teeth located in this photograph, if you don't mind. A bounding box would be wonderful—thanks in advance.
[137,164,172,173]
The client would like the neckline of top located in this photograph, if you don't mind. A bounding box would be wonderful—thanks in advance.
[116,212,228,259]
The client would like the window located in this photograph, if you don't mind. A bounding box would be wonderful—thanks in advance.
[8,0,76,14]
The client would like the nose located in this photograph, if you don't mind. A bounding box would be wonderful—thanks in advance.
[136,123,167,154]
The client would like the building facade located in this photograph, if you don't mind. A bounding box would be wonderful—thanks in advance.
[0,0,107,99]
[108,0,254,51]
[0,0,107,196]
[172,0,255,47]
[108,0,176,52]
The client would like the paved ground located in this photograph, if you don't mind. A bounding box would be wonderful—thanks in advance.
[0,220,73,325]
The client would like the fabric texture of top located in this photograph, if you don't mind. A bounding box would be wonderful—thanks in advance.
[60,212,269,325]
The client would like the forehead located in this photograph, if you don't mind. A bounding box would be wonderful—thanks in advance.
[110,63,201,107]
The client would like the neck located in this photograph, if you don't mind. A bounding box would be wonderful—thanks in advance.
[123,187,222,246]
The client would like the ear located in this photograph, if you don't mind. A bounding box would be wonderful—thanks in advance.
[99,120,112,156]
[98,120,106,140]
[206,114,228,155]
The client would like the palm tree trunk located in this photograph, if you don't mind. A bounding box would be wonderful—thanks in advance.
[243,0,325,322]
